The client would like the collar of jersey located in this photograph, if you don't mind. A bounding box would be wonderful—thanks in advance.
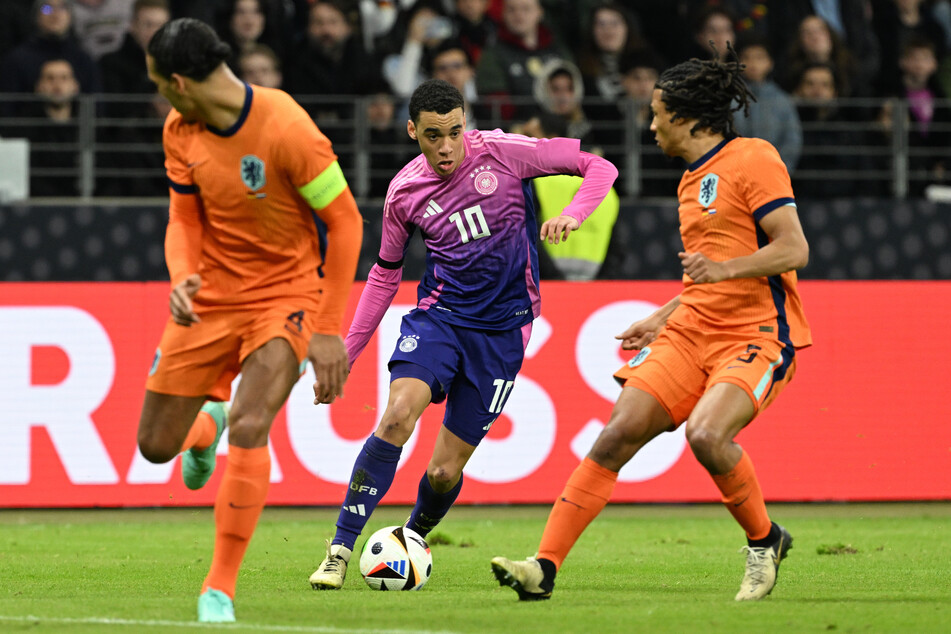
[687,134,735,172]
[207,83,253,137]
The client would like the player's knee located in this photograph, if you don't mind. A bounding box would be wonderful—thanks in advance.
[685,423,726,463]
[588,419,642,469]
[376,403,417,445]
[137,429,178,464]
[426,465,458,491]
[227,413,269,447]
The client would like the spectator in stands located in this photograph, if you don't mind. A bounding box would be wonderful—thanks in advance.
[617,50,661,129]
[0,0,102,115]
[70,0,134,60]
[476,0,572,121]
[356,0,400,53]
[688,6,735,60]
[779,14,868,97]
[453,0,497,66]
[223,0,283,70]
[381,1,454,99]
[99,0,170,109]
[430,39,482,130]
[96,0,170,197]
[284,0,383,175]
[21,58,82,197]
[577,1,652,131]
[532,58,596,148]
[877,34,951,196]
[772,1,880,96]
[96,90,170,197]
[616,49,680,197]
[872,0,947,95]
[364,83,416,198]
[237,43,282,89]
[702,0,770,44]
[283,0,383,118]
[793,62,872,197]
[520,110,619,281]
[734,35,803,170]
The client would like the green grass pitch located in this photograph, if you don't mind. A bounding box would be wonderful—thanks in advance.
[1,503,949,633]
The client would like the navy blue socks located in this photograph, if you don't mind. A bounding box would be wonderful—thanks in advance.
[332,435,402,550]
[407,472,464,538]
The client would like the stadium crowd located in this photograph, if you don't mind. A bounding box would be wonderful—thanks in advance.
[2,0,951,199]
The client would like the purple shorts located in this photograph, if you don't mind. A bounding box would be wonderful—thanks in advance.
[388,308,528,446]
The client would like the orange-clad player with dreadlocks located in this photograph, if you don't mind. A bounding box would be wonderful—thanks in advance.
[492,46,811,603]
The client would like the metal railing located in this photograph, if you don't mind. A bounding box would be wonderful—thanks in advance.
[0,93,947,201]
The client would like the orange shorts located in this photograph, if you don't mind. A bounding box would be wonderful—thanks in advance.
[613,316,797,426]
[145,296,320,401]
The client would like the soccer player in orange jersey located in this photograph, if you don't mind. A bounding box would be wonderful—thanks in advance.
[492,48,811,602]
[135,18,362,622]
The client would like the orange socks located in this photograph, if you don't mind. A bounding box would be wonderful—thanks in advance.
[537,458,618,570]
[711,450,771,540]
[180,410,218,453]
[202,445,271,598]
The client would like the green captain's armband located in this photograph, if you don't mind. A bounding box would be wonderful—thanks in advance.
[298,160,348,210]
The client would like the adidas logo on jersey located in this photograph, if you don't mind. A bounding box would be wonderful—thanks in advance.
[344,504,366,516]
[422,199,444,218]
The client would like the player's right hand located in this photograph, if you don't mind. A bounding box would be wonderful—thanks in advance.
[169,273,201,326]
[309,333,349,405]
[615,317,661,351]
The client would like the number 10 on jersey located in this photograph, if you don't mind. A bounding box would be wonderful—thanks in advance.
[449,205,491,244]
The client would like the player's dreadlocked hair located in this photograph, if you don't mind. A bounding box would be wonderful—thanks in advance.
[655,42,754,137]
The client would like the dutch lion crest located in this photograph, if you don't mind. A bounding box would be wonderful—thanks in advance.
[241,154,266,191]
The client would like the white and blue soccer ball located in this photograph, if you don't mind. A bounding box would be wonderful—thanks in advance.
[359,525,432,591]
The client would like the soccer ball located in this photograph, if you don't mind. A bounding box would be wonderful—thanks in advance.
[359,525,432,591]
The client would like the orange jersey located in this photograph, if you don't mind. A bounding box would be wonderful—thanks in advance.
[162,84,362,332]
[674,137,811,349]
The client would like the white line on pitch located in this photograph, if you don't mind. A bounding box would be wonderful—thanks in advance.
[0,615,461,634]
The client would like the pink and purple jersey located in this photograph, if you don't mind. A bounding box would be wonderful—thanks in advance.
[379,129,583,330]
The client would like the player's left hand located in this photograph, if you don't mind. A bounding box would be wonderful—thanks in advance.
[679,251,730,284]
[540,214,580,245]
[309,333,349,405]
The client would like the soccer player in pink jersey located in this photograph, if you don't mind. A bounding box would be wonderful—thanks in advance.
[309,79,618,589]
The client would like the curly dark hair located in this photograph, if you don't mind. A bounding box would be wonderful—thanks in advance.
[147,18,232,81]
[655,43,754,137]
[408,79,465,124]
